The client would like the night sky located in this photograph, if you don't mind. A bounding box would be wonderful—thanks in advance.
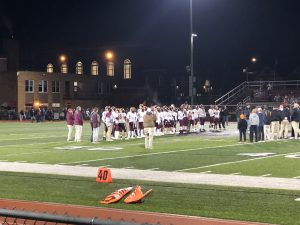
[1,0,300,90]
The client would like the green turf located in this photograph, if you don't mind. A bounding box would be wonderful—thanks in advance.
[0,122,300,178]
[0,121,300,224]
[0,172,299,225]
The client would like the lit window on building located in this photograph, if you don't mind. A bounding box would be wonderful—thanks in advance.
[25,80,34,93]
[124,59,131,79]
[107,62,114,76]
[47,63,53,73]
[76,61,83,75]
[52,80,60,93]
[91,61,99,75]
[61,63,68,74]
[39,80,48,93]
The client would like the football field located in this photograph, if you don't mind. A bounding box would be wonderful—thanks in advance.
[0,121,300,225]
[0,121,300,179]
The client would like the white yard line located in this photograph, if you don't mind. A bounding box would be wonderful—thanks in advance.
[176,151,300,172]
[63,143,244,165]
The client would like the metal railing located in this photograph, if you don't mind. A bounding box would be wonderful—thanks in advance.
[215,80,300,107]
[214,81,248,106]
[0,209,155,225]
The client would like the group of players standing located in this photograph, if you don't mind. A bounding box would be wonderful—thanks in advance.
[98,103,228,141]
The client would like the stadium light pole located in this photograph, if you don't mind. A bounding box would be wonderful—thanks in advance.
[189,0,197,105]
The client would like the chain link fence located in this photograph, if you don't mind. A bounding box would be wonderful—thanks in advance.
[0,209,156,225]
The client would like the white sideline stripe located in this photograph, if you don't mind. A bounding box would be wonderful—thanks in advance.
[146,168,160,171]
[293,176,300,179]
[63,143,244,165]
[124,166,135,169]
[15,161,27,163]
[0,160,8,162]
[261,174,272,177]
[35,162,46,164]
[80,164,89,166]
[176,150,300,172]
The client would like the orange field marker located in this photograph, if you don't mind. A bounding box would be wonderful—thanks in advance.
[96,167,112,183]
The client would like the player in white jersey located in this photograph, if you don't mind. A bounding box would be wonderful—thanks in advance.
[177,107,184,134]
[126,107,137,139]
[118,108,127,139]
[198,105,206,132]
[213,106,220,130]
[154,107,163,136]
[137,107,145,137]
[208,105,215,129]
[171,108,178,134]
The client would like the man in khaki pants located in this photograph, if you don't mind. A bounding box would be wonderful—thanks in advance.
[291,103,300,139]
[143,108,157,149]
[279,104,290,139]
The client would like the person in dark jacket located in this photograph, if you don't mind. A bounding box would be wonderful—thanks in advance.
[238,114,248,143]
[279,104,290,139]
[66,108,74,142]
[270,106,281,140]
[291,103,300,139]
[257,107,266,141]
[91,107,101,143]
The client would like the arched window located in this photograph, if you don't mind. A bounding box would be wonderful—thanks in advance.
[91,61,99,75]
[61,63,68,74]
[124,59,131,79]
[76,61,83,75]
[107,62,114,76]
[47,63,53,73]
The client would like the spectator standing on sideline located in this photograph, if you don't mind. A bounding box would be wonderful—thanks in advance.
[291,103,300,139]
[249,108,259,142]
[270,106,281,140]
[66,108,74,142]
[257,107,265,141]
[91,107,101,143]
[74,106,83,142]
[143,107,157,149]
[279,104,290,139]
[238,114,247,143]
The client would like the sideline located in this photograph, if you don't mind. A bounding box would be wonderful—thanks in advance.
[0,162,299,190]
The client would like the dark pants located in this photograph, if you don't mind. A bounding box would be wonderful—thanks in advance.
[90,122,93,142]
[219,117,225,129]
[239,129,246,142]
[250,125,258,142]
[258,126,264,141]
